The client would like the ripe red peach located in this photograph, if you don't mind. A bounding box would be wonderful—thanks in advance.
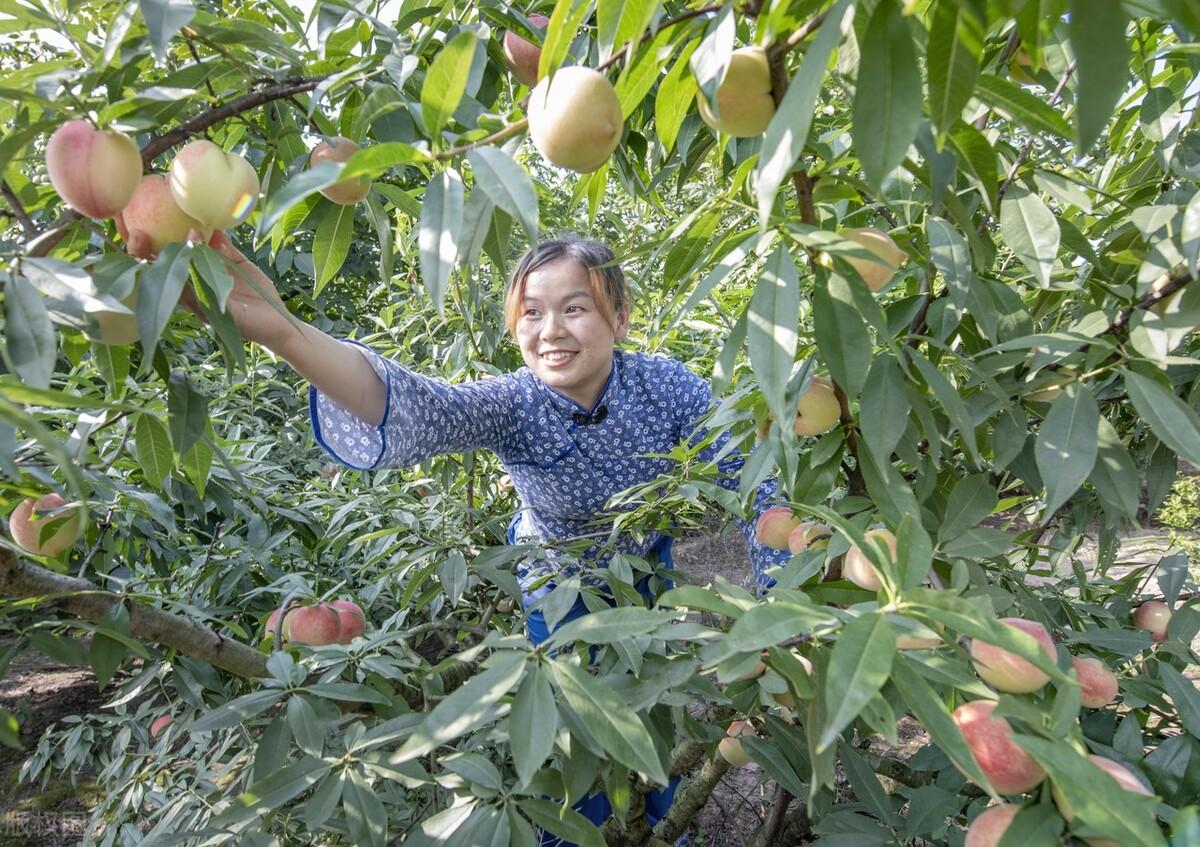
[150,714,173,738]
[309,137,371,205]
[330,599,366,643]
[965,804,1021,847]
[952,700,1046,795]
[1133,601,1171,643]
[45,120,142,218]
[755,506,800,550]
[1073,656,1119,708]
[9,494,84,557]
[503,12,550,86]
[969,618,1056,694]
[115,174,206,259]
[844,528,897,591]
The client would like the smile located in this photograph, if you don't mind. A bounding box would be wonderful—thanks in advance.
[540,351,577,366]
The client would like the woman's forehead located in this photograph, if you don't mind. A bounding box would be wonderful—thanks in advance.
[523,258,593,298]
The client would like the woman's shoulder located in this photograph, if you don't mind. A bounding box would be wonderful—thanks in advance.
[619,350,704,393]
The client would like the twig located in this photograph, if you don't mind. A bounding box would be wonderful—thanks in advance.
[748,785,792,847]
[2,180,37,236]
[595,6,723,73]
[768,8,831,59]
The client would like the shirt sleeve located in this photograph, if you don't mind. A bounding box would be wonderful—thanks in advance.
[309,341,517,470]
[670,362,791,593]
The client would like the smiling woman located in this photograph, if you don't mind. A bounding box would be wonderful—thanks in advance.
[187,232,793,846]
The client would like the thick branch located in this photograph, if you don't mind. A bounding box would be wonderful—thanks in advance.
[652,755,731,844]
[0,548,268,678]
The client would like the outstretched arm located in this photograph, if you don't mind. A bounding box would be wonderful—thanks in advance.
[184,231,386,425]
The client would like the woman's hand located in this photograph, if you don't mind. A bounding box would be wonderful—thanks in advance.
[182,230,299,353]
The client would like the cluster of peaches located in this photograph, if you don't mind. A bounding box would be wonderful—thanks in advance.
[739,505,1173,845]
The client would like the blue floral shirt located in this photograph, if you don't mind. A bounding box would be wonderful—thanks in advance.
[310,345,789,596]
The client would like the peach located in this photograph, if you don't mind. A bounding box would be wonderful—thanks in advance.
[503,12,550,86]
[952,700,1046,794]
[116,174,206,259]
[309,137,371,205]
[965,804,1021,847]
[787,521,831,555]
[284,603,342,646]
[717,720,756,767]
[331,599,366,643]
[1053,755,1153,847]
[9,494,84,557]
[528,66,623,173]
[1133,601,1171,643]
[771,653,812,709]
[168,140,259,230]
[844,528,897,592]
[969,618,1056,694]
[841,228,908,291]
[150,714,173,738]
[1073,656,1118,708]
[45,120,142,218]
[755,506,800,550]
[696,46,775,137]
[793,377,841,437]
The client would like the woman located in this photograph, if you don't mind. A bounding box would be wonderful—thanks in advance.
[190,231,790,844]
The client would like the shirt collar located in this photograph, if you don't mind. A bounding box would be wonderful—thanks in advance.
[538,350,624,418]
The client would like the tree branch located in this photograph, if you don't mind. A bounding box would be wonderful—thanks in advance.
[652,755,731,844]
[2,180,37,236]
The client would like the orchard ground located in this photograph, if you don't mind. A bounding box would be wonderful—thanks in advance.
[3,471,1196,845]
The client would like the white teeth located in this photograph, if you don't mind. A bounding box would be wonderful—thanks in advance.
[542,352,575,362]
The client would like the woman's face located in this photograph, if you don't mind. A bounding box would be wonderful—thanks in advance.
[515,257,629,409]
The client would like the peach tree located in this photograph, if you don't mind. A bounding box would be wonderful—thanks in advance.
[1,0,1200,845]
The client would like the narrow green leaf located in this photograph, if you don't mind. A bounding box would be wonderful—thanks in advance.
[167,369,207,455]
[859,354,909,462]
[538,0,595,81]
[939,474,997,540]
[191,689,284,733]
[421,28,481,139]
[948,122,998,212]
[1160,665,1200,739]
[509,666,557,786]
[853,0,921,190]
[418,169,464,316]
[345,766,388,847]
[520,798,604,847]
[1068,0,1130,153]
[1000,187,1059,288]
[313,203,354,296]
[1089,417,1139,519]
[926,216,976,313]
[974,75,1072,139]
[596,0,654,64]
[926,0,982,141]
[654,41,699,156]
[466,147,538,241]
[818,612,895,752]
[547,607,676,649]
[134,414,173,489]
[814,273,871,401]
[1122,369,1200,468]
[550,661,668,785]
[747,244,800,427]
[4,275,54,389]
[138,0,194,62]
[137,242,192,360]
[756,0,852,220]
[208,756,330,828]
[1034,385,1099,519]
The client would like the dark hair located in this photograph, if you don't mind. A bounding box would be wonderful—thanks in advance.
[503,237,629,334]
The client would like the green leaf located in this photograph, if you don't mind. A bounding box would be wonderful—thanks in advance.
[948,123,998,212]
[208,756,330,829]
[814,271,871,400]
[392,651,525,763]
[519,799,604,847]
[90,632,127,688]
[1000,187,1059,288]
[818,612,895,752]
[1034,385,1099,519]
[853,0,921,190]
[909,351,979,462]
[191,244,235,312]
[134,413,173,489]
[1160,665,1200,740]
[1013,735,1165,847]
[974,75,1072,139]
[550,660,668,785]
[926,216,976,313]
[892,656,992,791]
[258,163,341,235]
[1068,0,1130,153]
[5,274,54,389]
[180,435,212,498]
[1089,417,1139,519]
[191,689,284,733]
[547,607,676,649]
[756,0,852,220]
[747,244,800,427]
[466,147,538,241]
[437,550,467,606]
[509,666,557,786]
[313,203,354,296]
[137,242,192,361]
[939,473,997,540]
[138,0,194,62]
[1122,369,1200,468]
[167,369,207,456]
[345,766,388,847]
[721,602,836,657]
[596,0,655,64]
[538,0,595,80]
[859,354,909,462]
[287,694,325,757]
[418,169,464,316]
[654,41,699,156]
[421,28,481,139]
[926,0,982,142]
